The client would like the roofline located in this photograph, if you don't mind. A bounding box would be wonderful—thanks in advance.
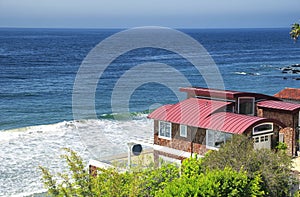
[257,105,300,113]
[149,116,286,134]
[180,87,281,101]
[274,87,300,101]
[246,118,286,131]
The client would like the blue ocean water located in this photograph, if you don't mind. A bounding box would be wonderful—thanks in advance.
[0,28,299,131]
[0,27,300,196]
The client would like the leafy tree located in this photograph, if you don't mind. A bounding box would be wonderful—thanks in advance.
[156,167,265,197]
[290,23,300,41]
[201,135,296,197]
[137,162,180,196]
[40,138,296,197]
[39,148,94,196]
[39,148,180,197]
[181,153,204,178]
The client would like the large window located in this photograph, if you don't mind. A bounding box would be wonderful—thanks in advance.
[180,125,187,137]
[253,123,273,135]
[159,121,171,139]
[206,130,232,149]
[238,97,255,115]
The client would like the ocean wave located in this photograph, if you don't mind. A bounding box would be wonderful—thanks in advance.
[11,189,47,197]
[98,110,151,120]
[233,71,260,76]
[0,117,152,196]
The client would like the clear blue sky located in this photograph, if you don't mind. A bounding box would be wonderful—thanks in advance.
[0,0,299,28]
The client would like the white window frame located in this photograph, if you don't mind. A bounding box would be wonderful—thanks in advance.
[180,125,187,138]
[238,97,255,116]
[158,121,172,140]
[206,129,232,150]
[252,123,273,135]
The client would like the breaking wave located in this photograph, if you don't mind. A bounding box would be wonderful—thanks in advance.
[233,71,260,76]
[0,114,152,196]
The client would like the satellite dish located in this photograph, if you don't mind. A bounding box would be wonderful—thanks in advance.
[131,144,143,156]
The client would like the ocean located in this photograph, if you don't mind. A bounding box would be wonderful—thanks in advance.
[0,28,299,196]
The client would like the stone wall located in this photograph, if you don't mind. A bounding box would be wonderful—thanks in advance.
[257,108,293,128]
[257,107,299,155]
[279,127,295,156]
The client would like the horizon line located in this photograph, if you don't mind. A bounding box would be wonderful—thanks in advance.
[0,26,291,30]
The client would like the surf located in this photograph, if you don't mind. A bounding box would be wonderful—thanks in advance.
[0,114,152,196]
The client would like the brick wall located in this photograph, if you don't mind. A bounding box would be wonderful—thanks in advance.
[154,120,208,156]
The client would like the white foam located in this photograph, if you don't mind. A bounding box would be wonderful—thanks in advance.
[233,71,260,76]
[0,117,153,196]
[234,71,247,75]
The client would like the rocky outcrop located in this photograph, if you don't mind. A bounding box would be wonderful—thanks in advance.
[281,64,300,74]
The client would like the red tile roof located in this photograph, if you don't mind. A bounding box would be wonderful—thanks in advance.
[274,88,300,100]
[148,98,278,134]
[257,100,300,112]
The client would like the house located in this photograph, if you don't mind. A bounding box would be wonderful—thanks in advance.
[148,87,300,163]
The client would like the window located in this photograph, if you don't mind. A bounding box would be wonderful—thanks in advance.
[253,123,273,135]
[206,130,232,149]
[299,111,300,127]
[279,133,284,143]
[238,97,254,115]
[180,125,187,137]
[159,121,171,139]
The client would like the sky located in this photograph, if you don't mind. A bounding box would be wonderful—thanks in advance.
[0,0,299,28]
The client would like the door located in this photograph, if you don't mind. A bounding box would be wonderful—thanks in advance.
[253,134,271,150]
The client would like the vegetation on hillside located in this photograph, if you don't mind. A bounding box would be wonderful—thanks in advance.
[40,135,297,197]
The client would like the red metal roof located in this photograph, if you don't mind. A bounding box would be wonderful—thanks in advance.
[148,98,277,134]
[274,88,300,101]
[148,98,231,127]
[205,112,270,134]
[257,100,300,112]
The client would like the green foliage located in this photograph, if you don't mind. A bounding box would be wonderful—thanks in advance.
[156,167,265,197]
[294,190,300,197]
[181,153,203,178]
[276,142,288,151]
[137,163,180,196]
[201,135,296,197]
[91,168,134,196]
[290,23,300,41]
[39,148,180,197]
[40,137,297,197]
[39,148,93,196]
